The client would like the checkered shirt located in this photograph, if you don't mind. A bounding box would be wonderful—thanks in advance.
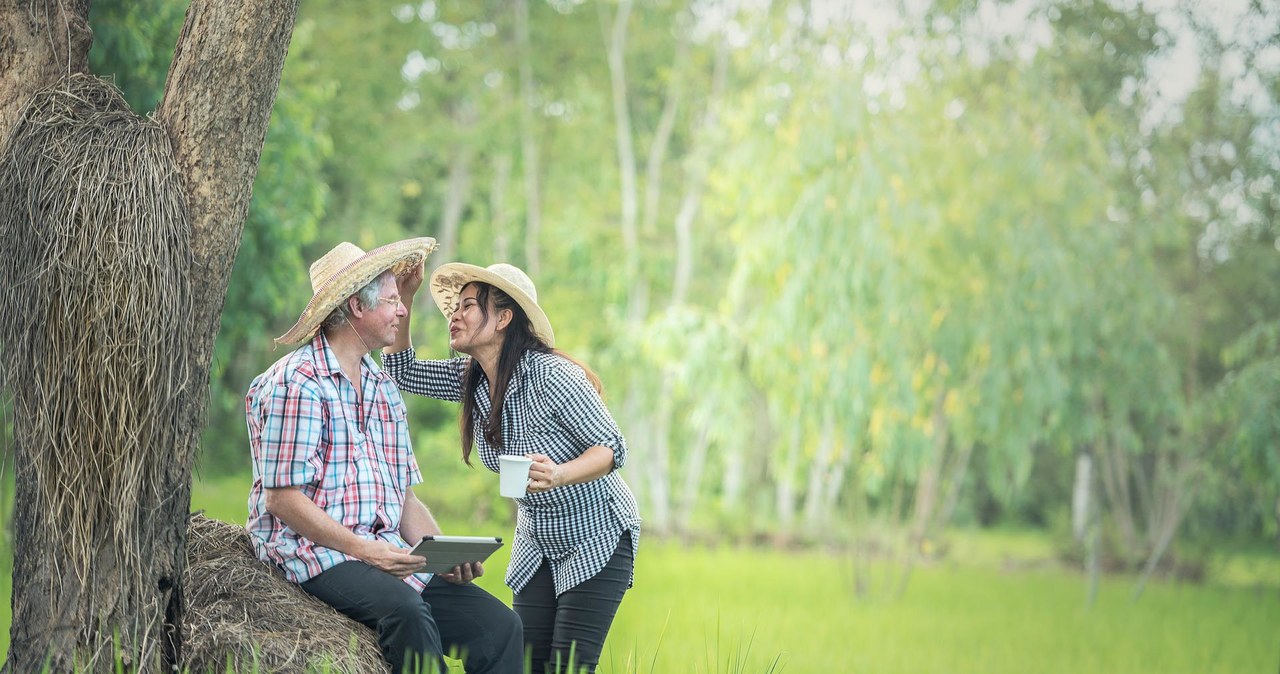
[246,333,431,591]
[383,347,641,596]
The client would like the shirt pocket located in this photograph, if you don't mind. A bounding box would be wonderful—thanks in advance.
[366,403,410,484]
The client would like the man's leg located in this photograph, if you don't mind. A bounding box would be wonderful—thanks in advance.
[545,532,633,673]
[302,561,446,674]
[420,575,524,674]
[512,561,558,672]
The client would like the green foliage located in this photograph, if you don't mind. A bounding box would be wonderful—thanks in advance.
[62,0,1280,553]
[200,22,334,473]
[87,0,185,112]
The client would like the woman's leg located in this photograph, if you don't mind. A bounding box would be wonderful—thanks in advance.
[513,560,558,672]
[547,532,634,673]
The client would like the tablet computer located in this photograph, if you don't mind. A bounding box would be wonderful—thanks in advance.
[410,535,504,574]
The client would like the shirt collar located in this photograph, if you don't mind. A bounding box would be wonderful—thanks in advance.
[310,332,387,383]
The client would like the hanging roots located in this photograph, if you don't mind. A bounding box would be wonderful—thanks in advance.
[0,72,194,657]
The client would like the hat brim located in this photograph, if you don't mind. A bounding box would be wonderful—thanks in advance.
[429,263,556,348]
[275,237,437,345]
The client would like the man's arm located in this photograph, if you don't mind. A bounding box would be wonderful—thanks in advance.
[265,486,425,578]
[399,488,483,583]
[399,487,443,544]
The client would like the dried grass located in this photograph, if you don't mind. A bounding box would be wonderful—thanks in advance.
[182,514,387,674]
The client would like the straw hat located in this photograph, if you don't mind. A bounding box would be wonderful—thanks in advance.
[428,263,555,347]
[275,238,437,345]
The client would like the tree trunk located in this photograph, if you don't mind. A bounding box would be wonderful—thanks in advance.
[802,413,836,530]
[431,102,476,270]
[668,41,727,308]
[675,419,711,534]
[897,392,949,598]
[774,423,801,529]
[646,378,675,534]
[1,2,297,671]
[599,0,637,286]
[0,0,92,138]
[491,152,512,261]
[640,32,685,241]
[513,0,542,277]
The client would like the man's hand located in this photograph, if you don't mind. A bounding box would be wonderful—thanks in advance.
[358,540,428,578]
[439,561,484,585]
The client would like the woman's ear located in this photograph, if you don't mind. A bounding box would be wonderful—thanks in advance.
[496,307,513,332]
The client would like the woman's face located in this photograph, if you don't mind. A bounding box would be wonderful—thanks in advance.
[448,283,507,355]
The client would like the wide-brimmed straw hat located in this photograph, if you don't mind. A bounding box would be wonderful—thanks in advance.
[429,262,555,347]
[275,238,437,345]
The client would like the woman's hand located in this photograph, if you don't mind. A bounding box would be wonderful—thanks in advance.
[440,561,484,585]
[398,261,425,299]
[526,453,564,494]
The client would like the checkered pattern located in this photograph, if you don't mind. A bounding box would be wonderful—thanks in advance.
[246,333,431,591]
[383,348,641,596]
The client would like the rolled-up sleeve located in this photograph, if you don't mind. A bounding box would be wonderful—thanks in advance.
[546,359,627,469]
[382,347,468,402]
[256,380,325,488]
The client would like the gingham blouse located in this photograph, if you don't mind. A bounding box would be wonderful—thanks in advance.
[245,333,432,592]
[383,347,641,596]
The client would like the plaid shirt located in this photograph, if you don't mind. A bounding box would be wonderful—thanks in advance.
[384,347,641,596]
[246,333,430,591]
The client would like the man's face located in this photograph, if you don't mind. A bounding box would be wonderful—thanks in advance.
[350,274,406,350]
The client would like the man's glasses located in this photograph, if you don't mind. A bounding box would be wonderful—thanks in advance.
[376,295,404,307]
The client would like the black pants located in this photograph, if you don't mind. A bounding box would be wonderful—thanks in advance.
[302,561,523,674]
[513,532,633,674]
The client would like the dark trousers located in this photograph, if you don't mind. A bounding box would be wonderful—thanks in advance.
[513,532,633,674]
[302,561,523,674]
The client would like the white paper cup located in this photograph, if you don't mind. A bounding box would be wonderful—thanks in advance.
[499,455,533,498]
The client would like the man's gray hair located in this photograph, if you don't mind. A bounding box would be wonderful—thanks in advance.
[321,270,394,333]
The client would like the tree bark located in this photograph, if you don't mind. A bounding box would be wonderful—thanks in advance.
[1,2,297,671]
[513,0,542,277]
[491,152,512,261]
[0,0,92,140]
[431,102,476,270]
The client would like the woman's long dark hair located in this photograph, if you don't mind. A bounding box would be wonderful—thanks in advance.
[459,282,602,465]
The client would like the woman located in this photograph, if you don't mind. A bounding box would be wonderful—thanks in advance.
[382,261,640,674]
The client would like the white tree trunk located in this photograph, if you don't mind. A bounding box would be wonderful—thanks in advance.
[513,0,541,276]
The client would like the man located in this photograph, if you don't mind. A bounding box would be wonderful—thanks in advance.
[245,238,523,674]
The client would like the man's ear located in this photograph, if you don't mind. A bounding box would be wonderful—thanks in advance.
[346,295,365,319]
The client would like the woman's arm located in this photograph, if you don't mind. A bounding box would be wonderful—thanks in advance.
[387,261,424,356]
[527,445,614,493]
[381,263,467,401]
[523,357,628,493]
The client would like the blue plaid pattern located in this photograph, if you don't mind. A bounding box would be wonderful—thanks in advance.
[384,347,641,596]
[246,333,430,591]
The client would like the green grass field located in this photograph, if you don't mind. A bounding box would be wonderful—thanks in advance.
[0,476,1277,672]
